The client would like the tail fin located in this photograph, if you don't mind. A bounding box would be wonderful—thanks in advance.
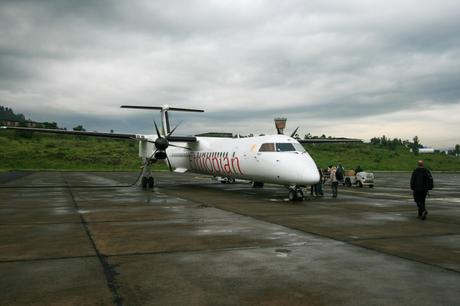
[121,105,204,135]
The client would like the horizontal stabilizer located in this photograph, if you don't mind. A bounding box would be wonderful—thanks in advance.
[121,105,204,112]
[0,126,136,140]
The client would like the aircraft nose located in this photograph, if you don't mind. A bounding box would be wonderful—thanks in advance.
[298,155,320,185]
[299,167,320,185]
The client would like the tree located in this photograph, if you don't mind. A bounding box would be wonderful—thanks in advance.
[73,125,86,131]
[381,135,388,147]
[412,136,420,155]
[0,105,26,121]
[455,144,460,155]
[42,122,58,129]
[370,137,380,146]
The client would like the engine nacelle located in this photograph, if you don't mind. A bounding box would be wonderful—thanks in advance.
[154,151,167,160]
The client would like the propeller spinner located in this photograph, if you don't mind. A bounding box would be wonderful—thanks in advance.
[148,121,190,171]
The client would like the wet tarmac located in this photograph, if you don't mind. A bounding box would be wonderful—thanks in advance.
[1,171,460,306]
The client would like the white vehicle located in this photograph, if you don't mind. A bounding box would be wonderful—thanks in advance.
[344,171,374,188]
[1,105,360,201]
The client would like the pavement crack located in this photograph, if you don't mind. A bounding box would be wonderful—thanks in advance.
[62,173,124,306]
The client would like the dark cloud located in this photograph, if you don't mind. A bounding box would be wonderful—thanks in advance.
[1,0,459,146]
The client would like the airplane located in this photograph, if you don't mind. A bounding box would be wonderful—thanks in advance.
[1,105,361,201]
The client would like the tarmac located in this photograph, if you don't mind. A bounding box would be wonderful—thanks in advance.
[0,171,460,306]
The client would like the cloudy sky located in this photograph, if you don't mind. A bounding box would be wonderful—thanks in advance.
[1,0,459,147]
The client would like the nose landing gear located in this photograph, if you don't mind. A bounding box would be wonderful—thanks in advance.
[141,161,155,189]
[288,186,304,201]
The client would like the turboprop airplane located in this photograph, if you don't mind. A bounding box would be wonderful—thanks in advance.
[1,105,361,201]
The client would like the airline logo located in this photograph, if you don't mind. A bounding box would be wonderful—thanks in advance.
[189,152,243,175]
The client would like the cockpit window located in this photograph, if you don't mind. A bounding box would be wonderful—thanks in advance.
[276,143,296,152]
[293,143,306,152]
[260,142,306,152]
[259,143,275,152]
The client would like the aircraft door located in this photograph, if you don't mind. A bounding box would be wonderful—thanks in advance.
[253,143,277,178]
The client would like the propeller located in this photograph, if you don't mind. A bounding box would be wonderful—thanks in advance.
[146,120,190,172]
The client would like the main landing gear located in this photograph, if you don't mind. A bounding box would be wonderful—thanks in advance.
[288,186,304,201]
[252,181,264,188]
[140,162,154,189]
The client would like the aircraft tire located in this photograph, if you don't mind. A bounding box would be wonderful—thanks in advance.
[288,189,296,201]
[228,178,235,184]
[148,177,154,189]
[141,177,148,189]
[296,189,304,201]
[288,189,303,201]
[252,182,264,188]
[345,178,352,187]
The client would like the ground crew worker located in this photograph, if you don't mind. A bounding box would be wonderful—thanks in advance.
[315,166,324,196]
[410,160,434,220]
[310,167,324,197]
[330,166,338,198]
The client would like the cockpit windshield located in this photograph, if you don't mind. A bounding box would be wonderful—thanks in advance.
[276,143,296,152]
[259,143,275,152]
[259,142,305,152]
[293,143,306,152]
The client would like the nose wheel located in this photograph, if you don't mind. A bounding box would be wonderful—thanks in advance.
[141,161,155,189]
[288,187,304,201]
[141,176,154,189]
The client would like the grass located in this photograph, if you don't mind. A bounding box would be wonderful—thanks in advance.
[1,131,459,171]
[0,131,167,171]
[305,143,460,171]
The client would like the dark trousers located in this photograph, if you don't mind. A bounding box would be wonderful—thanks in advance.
[413,190,428,215]
[331,182,338,197]
[316,182,324,196]
[310,183,323,196]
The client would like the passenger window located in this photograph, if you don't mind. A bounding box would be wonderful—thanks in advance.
[276,143,296,152]
[259,143,275,152]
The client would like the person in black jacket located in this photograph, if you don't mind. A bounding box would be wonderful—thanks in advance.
[410,160,434,220]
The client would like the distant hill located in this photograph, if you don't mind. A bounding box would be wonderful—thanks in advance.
[0,106,26,122]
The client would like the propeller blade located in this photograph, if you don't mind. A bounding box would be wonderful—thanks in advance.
[169,144,191,150]
[166,155,173,172]
[153,121,162,138]
[290,126,300,138]
[147,149,157,162]
[167,121,182,137]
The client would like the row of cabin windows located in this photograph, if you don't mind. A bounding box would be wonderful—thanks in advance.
[195,152,230,158]
[259,143,305,152]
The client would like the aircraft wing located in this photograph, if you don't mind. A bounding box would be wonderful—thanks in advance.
[167,135,197,142]
[1,126,199,142]
[1,126,137,140]
[298,138,362,144]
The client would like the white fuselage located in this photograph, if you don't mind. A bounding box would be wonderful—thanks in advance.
[141,134,320,186]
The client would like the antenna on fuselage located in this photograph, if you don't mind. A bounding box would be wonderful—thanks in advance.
[120,104,204,135]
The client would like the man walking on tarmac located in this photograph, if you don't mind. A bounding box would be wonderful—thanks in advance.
[410,160,434,220]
